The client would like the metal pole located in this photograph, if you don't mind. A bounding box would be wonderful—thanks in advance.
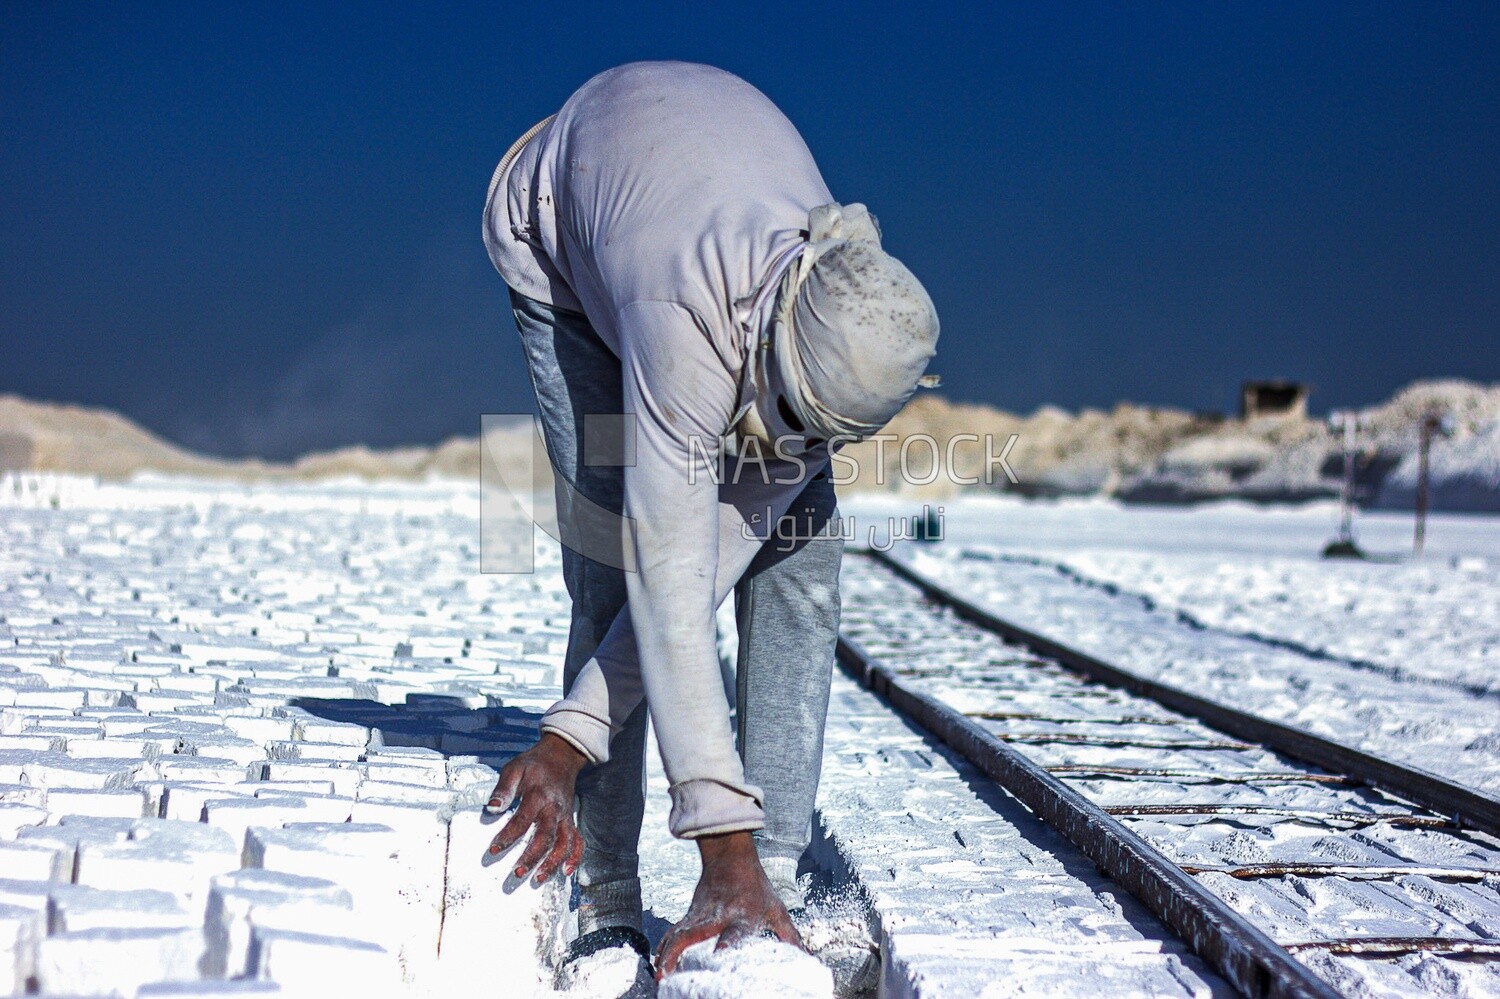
[1414,415,1437,558]
[1339,415,1356,544]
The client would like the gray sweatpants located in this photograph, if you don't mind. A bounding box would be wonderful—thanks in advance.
[509,290,843,932]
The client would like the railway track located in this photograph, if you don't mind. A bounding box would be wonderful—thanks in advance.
[838,549,1500,999]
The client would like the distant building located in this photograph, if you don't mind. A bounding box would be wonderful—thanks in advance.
[1240,380,1311,420]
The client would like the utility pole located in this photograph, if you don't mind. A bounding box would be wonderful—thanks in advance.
[1323,411,1365,559]
[1413,412,1452,558]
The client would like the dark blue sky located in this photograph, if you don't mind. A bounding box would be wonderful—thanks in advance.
[3,3,1496,459]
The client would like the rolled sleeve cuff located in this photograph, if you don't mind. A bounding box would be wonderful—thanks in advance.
[667,778,766,839]
[540,702,612,765]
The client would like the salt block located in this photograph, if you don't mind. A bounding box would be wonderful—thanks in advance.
[161,781,256,822]
[0,839,68,880]
[222,716,295,743]
[248,791,352,824]
[47,884,194,932]
[243,823,400,914]
[13,688,88,709]
[434,807,567,996]
[203,869,354,979]
[247,927,397,992]
[360,762,448,788]
[130,818,239,854]
[97,714,157,738]
[249,780,337,797]
[65,736,164,760]
[0,901,46,995]
[445,762,500,794]
[356,780,453,805]
[349,799,447,988]
[0,734,63,752]
[138,779,169,818]
[17,818,132,880]
[74,822,238,905]
[267,740,363,762]
[0,782,45,807]
[43,787,148,820]
[367,747,446,765]
[203,796,309,857]
[137,980,283,995]
[0,878,54,909]
[287,717,369,747]
[180,737,266,767]
[658,939,834,999]
[0,751,40,784]
[260,761,360,796]
[34,925,203,995]
[21,755,137,790]
[156,757,250,784]
[0,803,48,839]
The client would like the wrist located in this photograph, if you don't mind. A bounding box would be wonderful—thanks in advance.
[695,830,759,871]
[536,731,589,773]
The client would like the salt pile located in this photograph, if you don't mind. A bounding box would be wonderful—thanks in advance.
[657,939,834,999]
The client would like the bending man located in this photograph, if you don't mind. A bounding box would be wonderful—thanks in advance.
[480,61,939,977]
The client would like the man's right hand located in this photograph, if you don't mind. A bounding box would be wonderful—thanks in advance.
[486,732,589,885]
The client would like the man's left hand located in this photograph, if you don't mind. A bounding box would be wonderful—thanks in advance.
[655,830,802,978]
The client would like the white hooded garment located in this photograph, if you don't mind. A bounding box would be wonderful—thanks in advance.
[484,61,934,837]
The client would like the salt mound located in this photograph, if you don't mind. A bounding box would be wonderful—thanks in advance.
[556,943,655,998]
[658,939,833,999]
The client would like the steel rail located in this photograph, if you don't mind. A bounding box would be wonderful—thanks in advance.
[834,632,1342,999]
[1043,765,1356,785]
[865,548,1500,838]
[1282,938,1500,958]
[1181,863,1500,882]
[1100,805,1452,828]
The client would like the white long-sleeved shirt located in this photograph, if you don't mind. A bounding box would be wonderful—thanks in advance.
[483,61,836,837]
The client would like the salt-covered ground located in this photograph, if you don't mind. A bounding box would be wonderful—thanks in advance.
[0,474,1238,999]
[0,473,585,996]
[843,494,1500,792]
[4,474,1495,997]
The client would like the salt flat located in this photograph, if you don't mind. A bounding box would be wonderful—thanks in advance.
[2,474,1494,997]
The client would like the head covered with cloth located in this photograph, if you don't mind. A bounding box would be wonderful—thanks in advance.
[737,202,940,452]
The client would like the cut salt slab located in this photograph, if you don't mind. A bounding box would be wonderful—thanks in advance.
[17,816,133,879]
[347,799,447,989]
[137,981,283,996]
[0,901,46,996]
[0,782,45,807]
[34,925,203,995]
[259,761,360,796]
[156,757,251,784]
[43,787,148,820]
[657,939,833,999]
[203,868,354,979]
[73,820,238,905]
[202,796,310,856]
[0,840,66,880]
[21,754,138,790]
[247,927,397,993]
[0,802,47,838]
[160,781,256,822]
[434,808,567,996]
[246,791,352,824]
[46,884,195,932]
[243,822,403,955]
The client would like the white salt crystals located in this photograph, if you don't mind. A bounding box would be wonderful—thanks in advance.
[0,475,575,995]
[657,939,834,999]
